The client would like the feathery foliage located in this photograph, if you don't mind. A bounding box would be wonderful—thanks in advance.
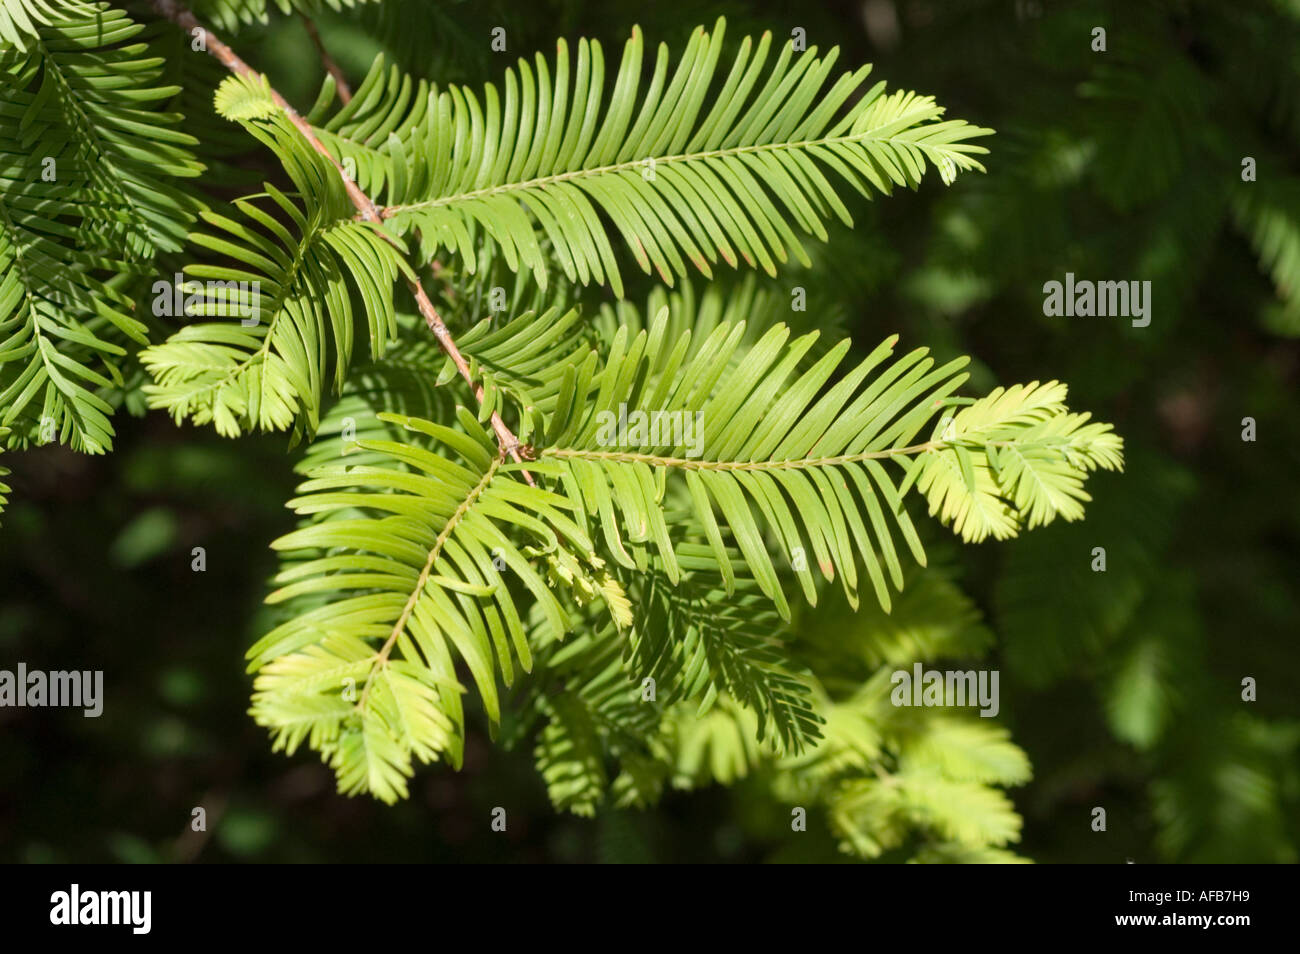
[249,300,1120,805]
[0,1,202,451]
[305,19,992,296]
[0,1,1147,862]
[249,408,615,801]
[0,0,91,52]
[140,103,409,437]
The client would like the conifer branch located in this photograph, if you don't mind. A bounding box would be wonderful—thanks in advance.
[148,0,533,483]
[358,455,502,711]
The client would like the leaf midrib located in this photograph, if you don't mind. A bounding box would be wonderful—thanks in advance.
[380,123,960,217]
[356,456,502,710]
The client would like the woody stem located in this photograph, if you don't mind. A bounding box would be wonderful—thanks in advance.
[149,0,534,484]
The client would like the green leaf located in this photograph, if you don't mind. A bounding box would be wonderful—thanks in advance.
[308,20,992,296]
[141,109,409,437]
[248,410,594,801]
[0,1,204,452]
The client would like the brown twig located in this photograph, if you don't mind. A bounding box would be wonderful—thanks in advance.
[149,0,533,484]
[300,15,352,104]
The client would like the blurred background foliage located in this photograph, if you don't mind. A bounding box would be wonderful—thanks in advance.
[2,0,1298,862]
